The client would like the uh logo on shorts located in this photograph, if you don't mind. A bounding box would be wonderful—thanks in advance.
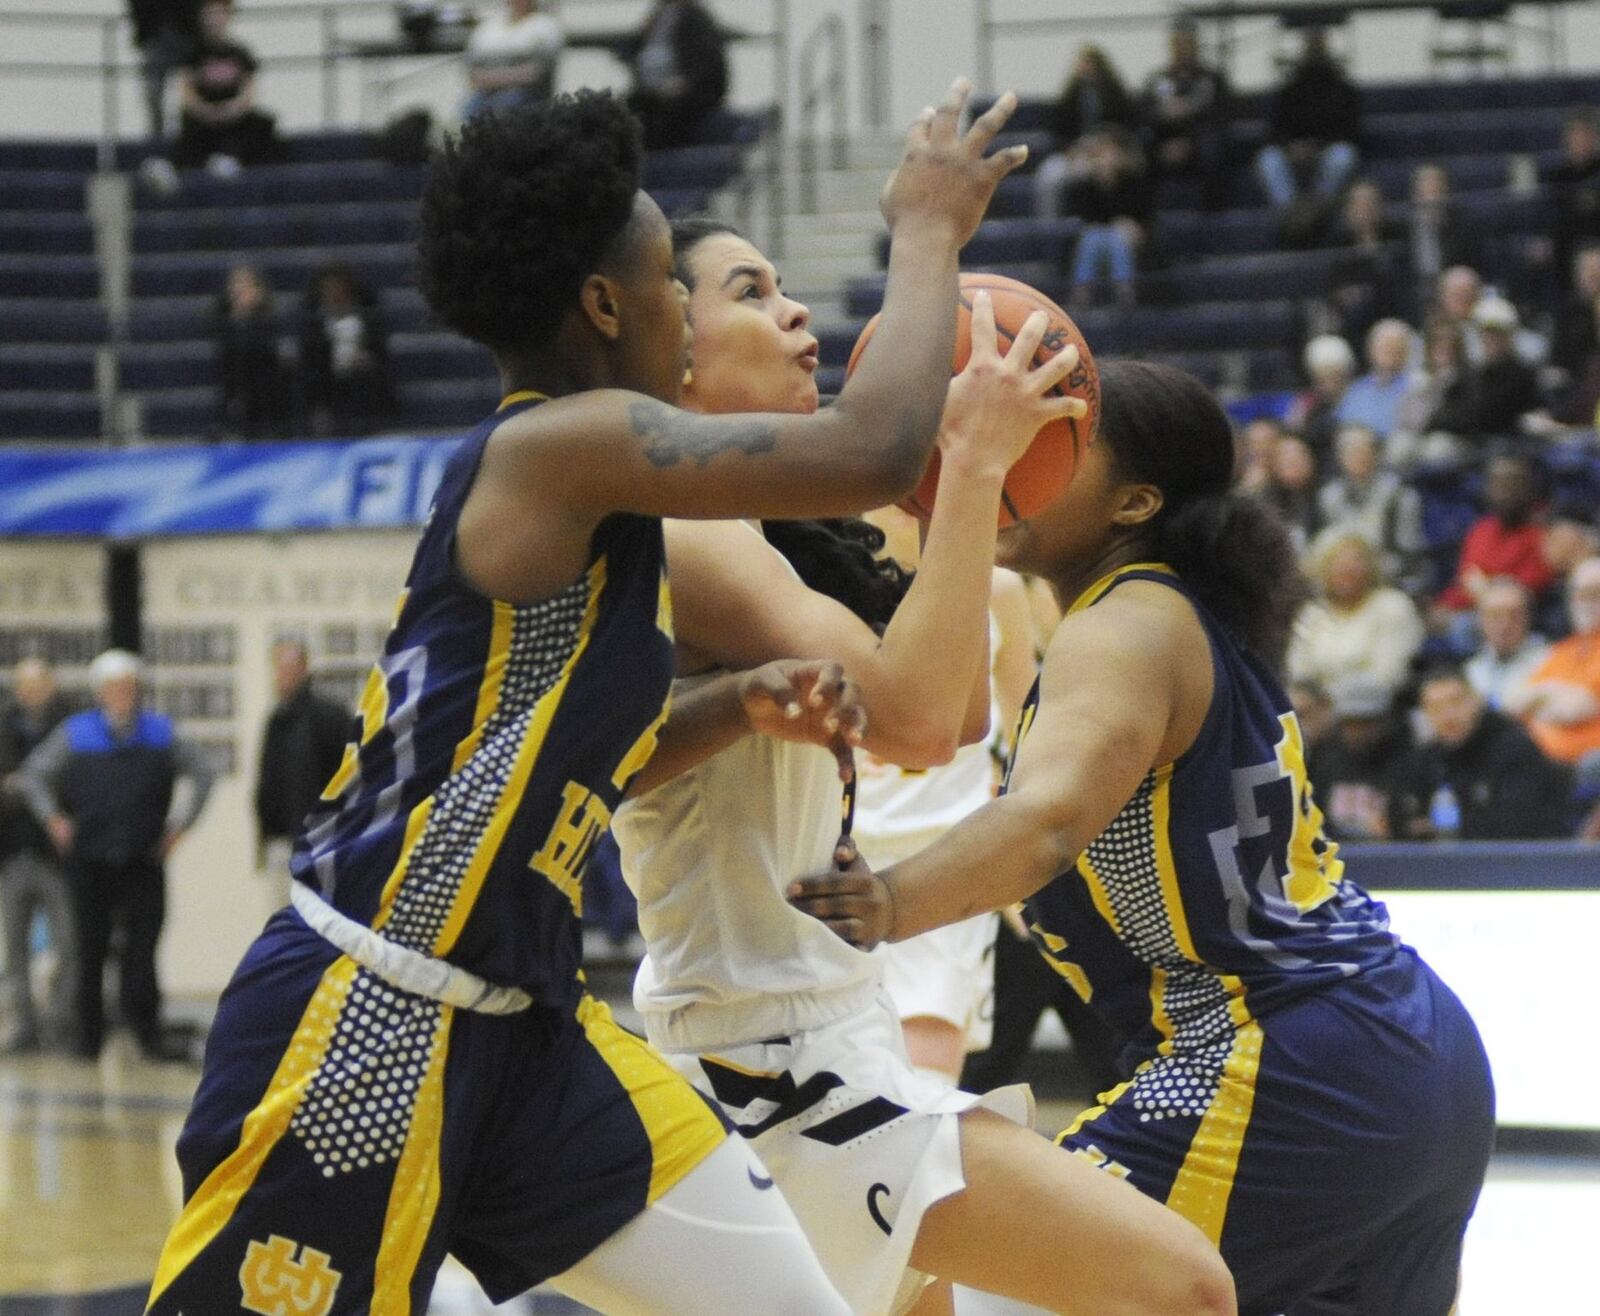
[239,1235,343,1316]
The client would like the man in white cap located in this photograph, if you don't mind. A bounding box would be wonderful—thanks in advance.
[17,649,214,1061]
[1289,332,1357,466]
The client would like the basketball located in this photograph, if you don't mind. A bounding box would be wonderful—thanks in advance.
[845,272,1099,524]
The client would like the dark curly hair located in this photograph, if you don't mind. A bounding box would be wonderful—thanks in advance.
[1098,359,1310,672]
[667,216,914,631]
[417,91,644,352]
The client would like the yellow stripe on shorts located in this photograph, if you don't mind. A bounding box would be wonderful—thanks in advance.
[146,956,360,1310]
[576,995,726,1205]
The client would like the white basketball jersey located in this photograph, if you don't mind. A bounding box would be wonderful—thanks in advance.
[614,674,880,1054]
[853,614,1001,866]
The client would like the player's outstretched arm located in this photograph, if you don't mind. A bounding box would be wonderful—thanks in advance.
[625,660,865,798]
[663,302,1084,768]
[789,589,1200,946]
[502,82,1026,521]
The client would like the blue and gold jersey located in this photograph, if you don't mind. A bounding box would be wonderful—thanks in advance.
[291,395,675,1005]
[1008,564,1399,1072]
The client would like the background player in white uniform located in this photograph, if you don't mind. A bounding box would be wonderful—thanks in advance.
[613,221,1235,1316]
[855,524,1039,1083]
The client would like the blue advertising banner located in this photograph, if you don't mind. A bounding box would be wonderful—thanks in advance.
[0,438,463,537]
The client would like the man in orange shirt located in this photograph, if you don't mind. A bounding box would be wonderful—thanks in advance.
[1508,556,1600,786]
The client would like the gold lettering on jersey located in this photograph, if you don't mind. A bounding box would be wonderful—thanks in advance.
[239,1235,342,1316]
[1030,921,1093,1002]
[1273,713,1343,911]
[531,781,613,913]
[656,572,674,639]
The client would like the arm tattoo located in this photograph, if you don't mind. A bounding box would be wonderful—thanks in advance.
[630,401,779,468]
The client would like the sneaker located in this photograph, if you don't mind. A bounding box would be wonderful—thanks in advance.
[138,156,180,196]
[205,153,243,179]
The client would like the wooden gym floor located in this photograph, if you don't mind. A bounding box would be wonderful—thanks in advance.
[3,1043,1597,1314]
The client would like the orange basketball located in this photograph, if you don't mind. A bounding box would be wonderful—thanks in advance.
[846,272,1099,524]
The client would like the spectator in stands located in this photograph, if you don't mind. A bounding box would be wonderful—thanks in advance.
[299,264,397,437]
[1253,28,1361,227]
[1036,45,1139,219]
[1289,533,1425,698]
[17,650,215,1060]
[0,659,71,1054]
[1465,578,1549,710]
[1336,318,1417,440]
[1394,663,1573,840]
[1140,19,1230,204]
[254,640,348,909]
[1260,433,1321,553]
[130,0,201,140]
[1236,415,1286,494]
[462,0,564,121]
[1288,333,1356,466]
[1435,265,1547,367]
[1552,243,1600,378]
[618,0,729,150]
[1543,108,1600,273]
[211,263,293,441]
[1313,423,1426,594]
[1308,675,1413,841]
[1405,164,1481,321]
[1389,316,1480,470]
[1466,296,1542,439]
[1435,449,1554,622]
[1063,129,1151,307]
[1506,556,1600,792]
[161,0,280,180]
[1327,179,1401,337]
[1548,242,1600,426]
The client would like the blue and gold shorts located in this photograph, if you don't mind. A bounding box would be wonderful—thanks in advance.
[1058,951,1494,1316]
[146,909,727,1315]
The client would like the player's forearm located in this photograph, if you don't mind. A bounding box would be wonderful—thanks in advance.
[883,790,1078,940]
[865,458,1003,763]
[625,674,751,798]
[828,219,961,492]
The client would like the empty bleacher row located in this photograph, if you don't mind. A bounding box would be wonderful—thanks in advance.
[0,116,761,441]
[813,74,1600,398]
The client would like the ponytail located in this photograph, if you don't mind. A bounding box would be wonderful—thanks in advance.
[1098,360,1309,672]
[760,519,912,633]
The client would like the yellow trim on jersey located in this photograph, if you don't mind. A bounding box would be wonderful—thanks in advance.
[1164,998,1264,1246]
[576,995,727,1205]
[371,1005,454,1315]
[1150,764,1200,962]
[451,600,515,774]
[611,690,672,792]
[1066,561,1176,616]
[1148,966,1178,1056]
[1075,848,1125,938]
[373,797,437,933]
[146,956,360,1309]
[1057,1075,1137,1142]
[431,559,610,958]
[499,389,550,410]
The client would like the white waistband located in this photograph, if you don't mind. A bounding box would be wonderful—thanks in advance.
[290,881,533,1016]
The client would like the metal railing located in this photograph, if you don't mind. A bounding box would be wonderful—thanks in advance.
[861,0,891,130]
[797,13,849,214]
[972,0,1576,94]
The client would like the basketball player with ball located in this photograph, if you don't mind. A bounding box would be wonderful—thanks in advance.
[613,213,1235,1316]
[791,358,1496,1314]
